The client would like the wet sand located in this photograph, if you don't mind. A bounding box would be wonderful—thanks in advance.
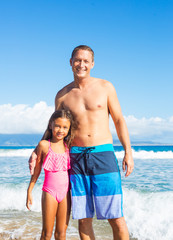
[0,211,137,239]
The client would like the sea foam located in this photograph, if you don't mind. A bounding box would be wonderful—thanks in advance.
[0,184,42,212]
[0,148,173,159]
[0,184,173,239]
[116,149,173,159]
[0,148,34,157]
[124,188,173,239]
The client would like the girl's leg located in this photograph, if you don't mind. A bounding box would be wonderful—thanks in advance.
[54,191,71,240]
[41,191,58,240]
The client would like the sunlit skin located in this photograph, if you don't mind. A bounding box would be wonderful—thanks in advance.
[53,49,134,240]
[29,49,134,240]
[27,117,71,240]
[70,50,94,80]
[50,118,71,148]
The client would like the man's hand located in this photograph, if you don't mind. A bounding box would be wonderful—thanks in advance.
[122,151,134,177]
[28,151,37,175]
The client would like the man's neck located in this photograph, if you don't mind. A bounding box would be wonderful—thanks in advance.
[74,76,93,89]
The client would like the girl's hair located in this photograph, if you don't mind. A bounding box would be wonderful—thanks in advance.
[43,110,75,148]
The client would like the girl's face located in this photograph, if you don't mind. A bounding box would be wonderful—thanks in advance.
[50,117,71,141]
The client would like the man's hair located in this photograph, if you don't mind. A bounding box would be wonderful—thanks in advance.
[71,45,94,62]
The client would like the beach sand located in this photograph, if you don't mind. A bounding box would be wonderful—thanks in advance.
[0,213,137,240]
[0,233,137,240]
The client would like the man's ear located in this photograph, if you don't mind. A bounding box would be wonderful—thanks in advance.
[91,61,95,69]
[70,58,72,66]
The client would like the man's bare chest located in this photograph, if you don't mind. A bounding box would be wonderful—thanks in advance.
[62,90,107,113]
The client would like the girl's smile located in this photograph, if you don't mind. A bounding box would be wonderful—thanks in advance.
[50,117,71,141]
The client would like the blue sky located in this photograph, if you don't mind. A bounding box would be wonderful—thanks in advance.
[0,0,173,143]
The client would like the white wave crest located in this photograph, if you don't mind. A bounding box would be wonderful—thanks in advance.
[0,148,173,159]
[0,148,34,157]
[0,184,42,212]
[0,184,172,240]
[124,188,173,240]
[115,149,173,159]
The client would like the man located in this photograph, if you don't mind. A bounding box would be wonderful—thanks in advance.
[30,45,134,240]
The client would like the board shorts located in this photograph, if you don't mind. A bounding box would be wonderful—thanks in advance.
[69,144,123,220]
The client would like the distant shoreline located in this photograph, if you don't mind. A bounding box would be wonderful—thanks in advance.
[0,144,173,148]
[0,133,172,147]
[114,143,173,146]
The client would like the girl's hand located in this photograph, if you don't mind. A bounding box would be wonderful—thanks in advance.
[26,192,33,210]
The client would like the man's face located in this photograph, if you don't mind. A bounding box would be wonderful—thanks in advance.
[70,49,94,78]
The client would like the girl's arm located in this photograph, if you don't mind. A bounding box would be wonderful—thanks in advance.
[26,142,43,210]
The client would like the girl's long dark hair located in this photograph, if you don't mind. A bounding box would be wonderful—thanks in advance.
[42,110,75,148]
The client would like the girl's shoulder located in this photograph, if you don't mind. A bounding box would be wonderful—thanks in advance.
[38,140,49,152]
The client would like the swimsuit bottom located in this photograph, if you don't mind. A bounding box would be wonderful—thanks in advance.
[42,170,69,203]
[69,144,123,220]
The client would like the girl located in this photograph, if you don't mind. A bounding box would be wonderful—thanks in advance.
[26,110,74,240]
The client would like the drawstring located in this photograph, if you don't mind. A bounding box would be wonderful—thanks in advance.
[76,147,95,161]
[71,147,95,175]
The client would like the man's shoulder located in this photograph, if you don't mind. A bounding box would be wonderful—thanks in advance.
[96,78,115,89]
[56,82,74,99]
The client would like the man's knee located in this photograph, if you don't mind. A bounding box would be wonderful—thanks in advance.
[108,217,129,240]
[78,218,95,240]
[79,218,93,229]
[108,217,128,233]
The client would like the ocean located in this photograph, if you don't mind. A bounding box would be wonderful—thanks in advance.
[0,145,173,240]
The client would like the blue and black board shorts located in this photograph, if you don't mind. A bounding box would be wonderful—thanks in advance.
[69,144,123,220]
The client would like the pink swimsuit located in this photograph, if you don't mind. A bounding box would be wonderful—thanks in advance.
[42,140,70,203]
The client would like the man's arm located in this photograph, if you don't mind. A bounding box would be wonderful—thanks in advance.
[29,129,49,175]
[26,142,43,210]
[55,90,64,110]
[28,150,38,175]
[107,82,134,177]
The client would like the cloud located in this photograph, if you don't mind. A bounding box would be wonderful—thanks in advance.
[0,102,173,143]
[0,102,54,134]
[110,116,173,143]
